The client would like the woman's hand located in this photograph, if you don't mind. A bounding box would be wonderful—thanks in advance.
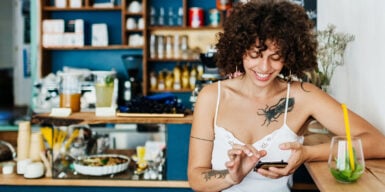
[225,144,267,184]
[256,142,306,179]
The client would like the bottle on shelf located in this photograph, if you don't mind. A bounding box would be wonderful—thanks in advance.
[150,6,157,26]
[189,64,197,89]
[157,35,165,59]
[150,34,157,58]
[157,70,166,90]
[173,63,181,90]
[150,71,158,90]
[177,7,183,26]
[165,72,174,89]
[168,7,175,26]
[165,35,173,59]
[158,7,165,26]
[173,34,180,59]
[181,64,190,89]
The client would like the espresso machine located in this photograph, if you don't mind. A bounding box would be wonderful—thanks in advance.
[190,47,223,110]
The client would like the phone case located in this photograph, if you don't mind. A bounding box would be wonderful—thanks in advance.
[254,160,288,171]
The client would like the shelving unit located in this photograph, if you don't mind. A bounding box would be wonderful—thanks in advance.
[38,0,223,101]
[144,0,223,95]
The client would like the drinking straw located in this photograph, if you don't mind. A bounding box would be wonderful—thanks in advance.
[341,103,355,170]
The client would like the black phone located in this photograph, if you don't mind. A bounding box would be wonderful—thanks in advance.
[254,160,288,171]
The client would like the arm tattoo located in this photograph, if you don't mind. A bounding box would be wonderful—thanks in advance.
[190,135,214,142]
[257,97,294,126]
[202,169,229,181]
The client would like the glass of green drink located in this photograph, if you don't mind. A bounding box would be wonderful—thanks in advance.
[93,71,116,108]
[328,136,365,183]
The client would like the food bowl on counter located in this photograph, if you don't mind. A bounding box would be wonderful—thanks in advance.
[73,154,130,176]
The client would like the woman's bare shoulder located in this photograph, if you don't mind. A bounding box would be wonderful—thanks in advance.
[194,81,221,109]
[291,81,322,95]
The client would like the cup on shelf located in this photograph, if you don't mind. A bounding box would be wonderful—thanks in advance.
[138,18,144,29]
[126,18,137,30]
[128,1,142,13]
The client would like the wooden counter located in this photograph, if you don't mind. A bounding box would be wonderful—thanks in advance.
[305,159,385,192]
[0,174,189,188]
[31,112,193,126]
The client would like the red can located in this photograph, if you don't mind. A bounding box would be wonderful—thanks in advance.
[189,7,204,28]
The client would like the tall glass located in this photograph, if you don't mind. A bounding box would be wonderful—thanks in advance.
[93,71,116,108]
[328,136,365,183]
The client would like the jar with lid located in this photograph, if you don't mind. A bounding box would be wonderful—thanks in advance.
[59,73,81,112]
[216,0,232,11]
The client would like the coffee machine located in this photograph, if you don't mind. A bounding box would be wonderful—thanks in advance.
[190,47,223,110]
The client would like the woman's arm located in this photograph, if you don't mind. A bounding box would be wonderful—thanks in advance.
[301,83,385,161]
[188,83,234,191]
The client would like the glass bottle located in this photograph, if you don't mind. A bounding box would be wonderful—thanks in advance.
[150,71,158,90]
[181,64,190,89]
[165,71,174,90]
[157,35,165,59]
[177,7,183,26]
[150,6,156,26]
[189,64,197,89]
[173,63,181,90]
[158,7,165,26]
[157,70,166,90]
[165,35,173,59]
[168,7,174,26]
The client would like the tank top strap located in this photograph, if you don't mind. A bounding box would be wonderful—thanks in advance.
[283,82,291,124]
[214,81,221,126]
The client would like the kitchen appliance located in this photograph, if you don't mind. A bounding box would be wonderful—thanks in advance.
[190,47,223,110]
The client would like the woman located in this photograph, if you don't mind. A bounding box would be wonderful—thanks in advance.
[187,0,385,191]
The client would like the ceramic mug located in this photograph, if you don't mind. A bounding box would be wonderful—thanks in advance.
[126,18,137,30]
[128,1,142,13]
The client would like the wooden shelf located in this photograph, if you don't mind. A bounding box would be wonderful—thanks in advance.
[42,45,143,50]
[148,26,223,31]
[43,7,122,11]
[125,12,144,16]
[150,89,193,93]
[126,29,145,32]
[147,58,199,62]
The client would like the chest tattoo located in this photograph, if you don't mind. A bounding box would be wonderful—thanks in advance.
[257,97,295,127]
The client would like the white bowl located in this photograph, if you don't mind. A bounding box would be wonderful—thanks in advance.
[73,154,130,176]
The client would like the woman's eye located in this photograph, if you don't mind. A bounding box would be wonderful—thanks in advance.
[248,51,261,58]
[270,54,281,61]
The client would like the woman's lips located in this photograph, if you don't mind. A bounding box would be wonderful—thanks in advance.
[255,72,271,81]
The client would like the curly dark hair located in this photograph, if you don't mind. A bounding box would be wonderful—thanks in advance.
[215,0,318,80]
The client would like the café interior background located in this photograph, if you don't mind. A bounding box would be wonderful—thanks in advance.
[0,0,384,134]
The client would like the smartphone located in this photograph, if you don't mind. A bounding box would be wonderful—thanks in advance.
[254,161,288,171]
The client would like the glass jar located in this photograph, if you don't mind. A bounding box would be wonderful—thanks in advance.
[60,73,81,112]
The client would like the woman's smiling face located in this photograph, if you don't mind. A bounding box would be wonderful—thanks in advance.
[243,39,284,87]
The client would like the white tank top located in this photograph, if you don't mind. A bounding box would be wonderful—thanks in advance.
[211,81,304,192]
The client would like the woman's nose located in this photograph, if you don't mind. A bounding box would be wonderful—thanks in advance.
[258,57,270,72]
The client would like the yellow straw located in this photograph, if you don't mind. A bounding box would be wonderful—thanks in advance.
[341,103,355,170]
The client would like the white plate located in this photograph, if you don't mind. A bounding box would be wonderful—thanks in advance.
[73,154,130,176]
